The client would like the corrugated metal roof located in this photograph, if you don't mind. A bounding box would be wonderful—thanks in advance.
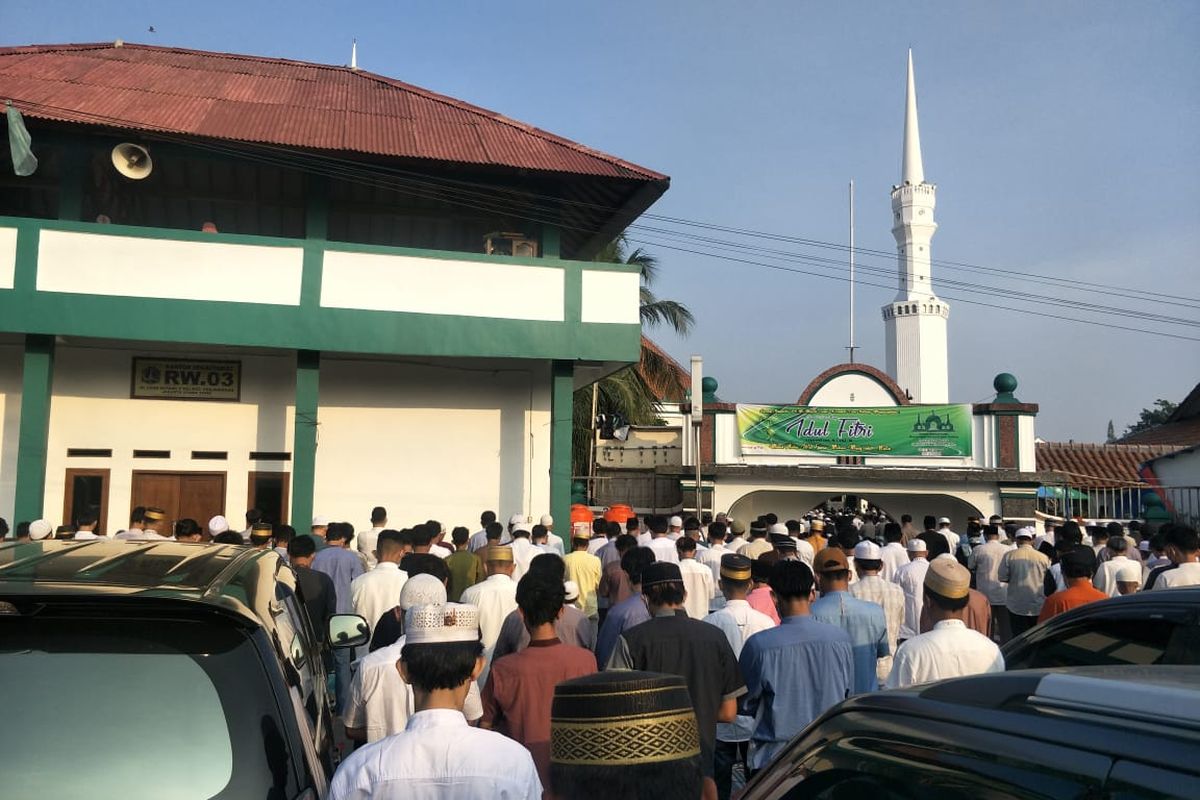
[0,42,667,181]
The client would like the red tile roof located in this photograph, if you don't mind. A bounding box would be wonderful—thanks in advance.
[0,42,667,181]
[1036,442,1184,487]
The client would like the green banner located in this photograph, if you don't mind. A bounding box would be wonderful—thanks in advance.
[737,404,973,457]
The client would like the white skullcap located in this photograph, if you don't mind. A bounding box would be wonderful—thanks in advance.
[854,540,882,560]
[208,515,230,535]
[513,521,532,535]
[669,516,683,528]
[938,517,951,525]
[563,580,580,602]
[907,538,927,553]
[540,514,554,527]
[400,573,448,611]
[29,519,53,540]
[405,603,480,644]
[767,523,788,536]
[1117,562,1143,583]
[509,513,527,528]
[311,515,330,528]
[1015,527,1036,539]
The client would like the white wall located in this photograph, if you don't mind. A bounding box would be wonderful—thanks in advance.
[313,357,551,530]
[44,344,295,533]
[807,373,901,407]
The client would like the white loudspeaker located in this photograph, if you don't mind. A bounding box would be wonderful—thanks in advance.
[111,143,153,180]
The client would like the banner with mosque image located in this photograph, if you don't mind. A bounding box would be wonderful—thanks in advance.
[736,404,973,457]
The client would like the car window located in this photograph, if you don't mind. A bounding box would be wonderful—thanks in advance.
[1009,618,1199,670]
[0,614,300,800]
[756,730,1105,800]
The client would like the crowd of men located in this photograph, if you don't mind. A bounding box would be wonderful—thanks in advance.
[11,502,1198,799]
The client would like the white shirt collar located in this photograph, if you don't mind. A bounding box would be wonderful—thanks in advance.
[932,619,966,631]
[375,561,400,571]
[406,708,468,732]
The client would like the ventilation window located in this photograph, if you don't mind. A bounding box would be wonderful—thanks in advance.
[67,448,113,458]
[132,449,170,459]
[250,451,292,461]
[191,451,228,460]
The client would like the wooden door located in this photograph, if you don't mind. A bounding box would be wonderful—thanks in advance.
[63,469,110,535]
[131,472,226,529]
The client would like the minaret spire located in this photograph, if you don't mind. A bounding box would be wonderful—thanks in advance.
[902,48,924,185]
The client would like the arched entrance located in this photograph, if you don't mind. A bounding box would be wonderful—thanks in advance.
[727,489,985,530]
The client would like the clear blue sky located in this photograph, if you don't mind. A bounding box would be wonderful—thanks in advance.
[4,0,1198,441]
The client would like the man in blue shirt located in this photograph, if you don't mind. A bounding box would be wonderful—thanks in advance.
[312,521,366,713]
[739,560,852,774]
[811,546,889,694]
[594,546,655,668]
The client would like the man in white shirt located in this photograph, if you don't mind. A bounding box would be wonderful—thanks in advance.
[936,517,960,558]
[893,538,930,643]
[460,545,519,681]
[1093,535,1135,597]
[702,554,775,800]
[330,602,541,800]
[879,523,909,582]
[70,511,102,540]
[509,523,540,582]
[1150,525,1200,590]
[697,522,730,612]
[725,519,748,552]
[114,507,147,540]
[351,530,410,638]
[358,506,388,570]
[969,524,1013,642]
[646,515,680,564]
[344,576,485,744]
[887,559,1004,689]
[667,515,685,541]
[539,514,566,555]
[848,541,905,687]
[676,536,714,620]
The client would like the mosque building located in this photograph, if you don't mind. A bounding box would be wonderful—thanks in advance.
[0,42,666,534]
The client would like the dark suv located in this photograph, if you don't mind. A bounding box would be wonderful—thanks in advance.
[1002,588,1200,669]
[0,539,341,800]
[741,666,1200,799]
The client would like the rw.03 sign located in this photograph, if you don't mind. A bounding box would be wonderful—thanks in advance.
[131,358,241,401]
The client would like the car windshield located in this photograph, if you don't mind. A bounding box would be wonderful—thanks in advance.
[0,611,291,799]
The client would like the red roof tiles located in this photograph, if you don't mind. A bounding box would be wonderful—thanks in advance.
[1036,442,1184,488]
[0,42,667,181]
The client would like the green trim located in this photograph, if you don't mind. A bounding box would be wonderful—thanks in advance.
[542,225,561,259]
[290,350,320,530]
[14,334,54,522]
[549,360,574,548]
[301,175,328,312]
[57,143,86,221]
[0,215,642,361]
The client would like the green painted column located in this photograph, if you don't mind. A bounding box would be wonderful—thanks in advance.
[291,349,320,528]
[542,224,561,259]
[549,359,574,548]
[14,334,55,522]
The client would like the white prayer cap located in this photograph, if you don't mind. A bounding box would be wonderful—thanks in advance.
[1015,527,1036,540]
[29,519,53,540]
[563,581,580,603]
[540,514,554,527]
[854,540,882,561]
[405,603,480,644]
[509,513,527,527]
[1138,540,1151,552]
[1117,562,1143,583]
[907,538,927,553]
[311,515,330,528]
[399,574,447,611]
[767,523,788,537]
[208,515,230,535]
[938,517,951,525]
[669,515,683,528]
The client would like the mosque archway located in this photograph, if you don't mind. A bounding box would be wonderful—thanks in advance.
[726,489,985,531]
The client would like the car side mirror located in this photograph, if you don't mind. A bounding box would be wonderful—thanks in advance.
[328,613,369,648]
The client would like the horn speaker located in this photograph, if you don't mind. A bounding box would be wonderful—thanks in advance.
[111,143,153,180]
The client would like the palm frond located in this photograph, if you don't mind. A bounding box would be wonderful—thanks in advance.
[640,298,694,335]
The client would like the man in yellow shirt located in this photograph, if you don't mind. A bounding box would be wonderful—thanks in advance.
[563,531,603,620]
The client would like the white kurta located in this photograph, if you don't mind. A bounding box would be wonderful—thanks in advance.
[969,540,1012,605]
[849,575,906,686]
[509,539,539,583]
[459,573,518,683]
[879,542,909,582]
[350,562,409,636]
[344,638,482,743]
[357,526,385,569]
[893,557,930,640]
[647,536,680,564]
[885,619,1005,689]
[1153,561,1200,589]
[329,708,541,800]
[677,557,715,620]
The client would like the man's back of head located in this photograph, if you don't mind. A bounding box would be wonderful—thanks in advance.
[371,506,387,526]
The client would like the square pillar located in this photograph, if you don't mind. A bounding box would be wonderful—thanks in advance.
[291,350,320,530]
[550,359,574,547]
[14,334,55,522]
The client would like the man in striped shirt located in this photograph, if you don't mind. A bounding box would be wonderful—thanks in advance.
[848,540,905,688]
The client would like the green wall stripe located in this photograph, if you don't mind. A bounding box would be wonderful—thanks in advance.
[549,360,574,548]
[291,350,320,529]
[14,334,54,522]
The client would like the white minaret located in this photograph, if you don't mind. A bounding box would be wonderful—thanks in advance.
[882,50,949,404]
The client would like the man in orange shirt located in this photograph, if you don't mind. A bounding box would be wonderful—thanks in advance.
[1038,547,1108,623]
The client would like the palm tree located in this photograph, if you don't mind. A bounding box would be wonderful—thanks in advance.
[572,237,694,478]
